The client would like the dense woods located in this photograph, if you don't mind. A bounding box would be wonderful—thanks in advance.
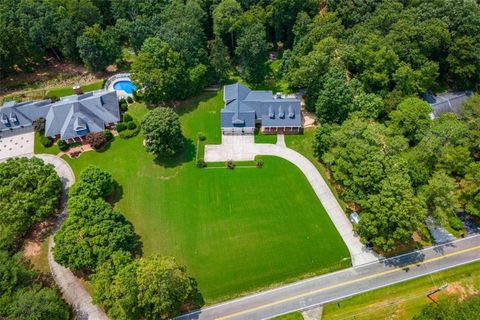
[0,158,68,319]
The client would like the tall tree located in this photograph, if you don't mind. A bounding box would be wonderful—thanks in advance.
[213,0,243,51]
[423,170,457,226]
[235,9,267,84]
[77,24,121,71]
[447,36,480,89]
[359,168,426,252]
[141,107,185,157]
[131,38,188,104]
[388,97,433,145]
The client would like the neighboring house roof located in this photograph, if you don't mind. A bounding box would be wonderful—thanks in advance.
[221,83,302,128]
[423,91,473,119]
[45,91,120,140]
[0,91,120,140]
[0,100,52,132]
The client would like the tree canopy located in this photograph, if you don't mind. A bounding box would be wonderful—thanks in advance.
[141,107,185,157]
[0,157,61,251]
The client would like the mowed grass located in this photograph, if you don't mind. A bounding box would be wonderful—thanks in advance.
[64,92,350,302]
[46,80,104,98]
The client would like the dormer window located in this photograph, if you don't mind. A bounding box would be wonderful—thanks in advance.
[268,106,274,118]
[9,113,18,125]
[278,106,285,119]
[288,106,294,119]
[1,113,9,125]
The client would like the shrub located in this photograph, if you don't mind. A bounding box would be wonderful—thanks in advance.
[132,90,139,101]
[57,140,69,151]
[127,121,137,130]
[86,132,108,150]
[127,96,133,103]
[104,130,114,141]
[197,159,206,168]
[197,133,206,141]
[256,159,264,168]
[39,135,53,147]
[119,125,140,139]
[123,114,133,122]
[116,122,127,132]
[449,215,464,231]
[119,98,126,105]
[120,101,128,112]
[226,160,235,170]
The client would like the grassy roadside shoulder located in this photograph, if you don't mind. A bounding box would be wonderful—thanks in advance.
[322,260,480,320]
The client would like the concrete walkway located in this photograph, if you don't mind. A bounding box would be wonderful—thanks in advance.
[205,134,378,266]
[32,154,109,320]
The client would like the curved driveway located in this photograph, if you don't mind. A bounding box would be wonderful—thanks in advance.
[32,154,109,320]
[205,135,378,266]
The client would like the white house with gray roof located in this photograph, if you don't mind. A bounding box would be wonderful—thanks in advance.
[221,83,302,134]
[0,90,120,141]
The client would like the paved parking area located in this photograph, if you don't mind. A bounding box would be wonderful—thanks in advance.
[0,127,35,160]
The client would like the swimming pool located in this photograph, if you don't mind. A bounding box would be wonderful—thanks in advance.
[113,80,137,94]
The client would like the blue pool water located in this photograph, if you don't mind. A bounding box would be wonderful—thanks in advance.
[113,80,137,94]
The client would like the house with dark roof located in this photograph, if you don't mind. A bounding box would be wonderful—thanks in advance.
[0,90,120,141]
[422,91,473,119]
[221,83,302,134]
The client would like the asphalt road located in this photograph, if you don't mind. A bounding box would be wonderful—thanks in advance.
[177,235,480,320]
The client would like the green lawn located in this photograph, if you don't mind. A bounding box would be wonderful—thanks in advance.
[323,261,480,320]
[63,92,350,303]
[46,80,104,98]
[272,312,304,320]
[34,132,60,155]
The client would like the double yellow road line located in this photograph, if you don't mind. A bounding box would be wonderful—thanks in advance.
[217,245,480,320]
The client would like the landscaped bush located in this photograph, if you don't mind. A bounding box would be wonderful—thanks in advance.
[39,135,53,147]
[226,160,236,170]
[132,90,139,101]
[449,214,464,231]
[119,124,140,139]
[127,96,133,104]
[123,114,133,122]
[116,123,127,132]
[119,98,126,105]
[127,121,137,130]
[86,132,108,150]
[197,159,207,168]
[104,130,114,141]
[256,159,264,168]
[120,101,128,112]
[198,132,206,141]
[57,140,69,151]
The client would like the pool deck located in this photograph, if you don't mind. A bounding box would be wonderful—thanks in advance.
[106,76,133,99]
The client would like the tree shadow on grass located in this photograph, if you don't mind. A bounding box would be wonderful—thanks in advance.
[176,92,217,116]
[107,180,123,205]
[153,138,196,168]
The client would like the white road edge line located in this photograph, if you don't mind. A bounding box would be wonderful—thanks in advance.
[259,257,480,320]
[177,234,480,317]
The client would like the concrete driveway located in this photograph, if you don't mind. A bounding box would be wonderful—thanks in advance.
[0,127,34,160]
[205,134,378,266]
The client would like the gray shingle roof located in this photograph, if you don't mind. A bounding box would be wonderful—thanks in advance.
[426,91,473,118]
[1,91,120,140]
[221,83,302,129]
[0,100,52,131]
